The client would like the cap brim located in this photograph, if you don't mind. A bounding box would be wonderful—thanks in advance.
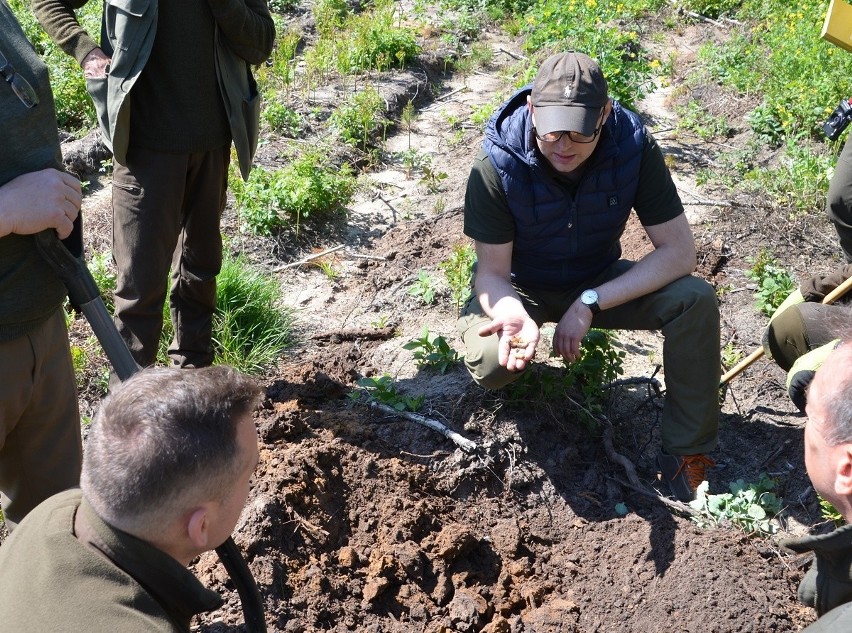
[533,105,599,137]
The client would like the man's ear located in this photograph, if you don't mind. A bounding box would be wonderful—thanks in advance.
[527,95,533,113]
[835,446,852,496]
[186,506,211,551]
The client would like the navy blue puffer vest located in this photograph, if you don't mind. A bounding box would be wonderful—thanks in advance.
[483,86,646,290]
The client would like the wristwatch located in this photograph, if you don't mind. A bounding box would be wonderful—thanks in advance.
[580,289,600,314]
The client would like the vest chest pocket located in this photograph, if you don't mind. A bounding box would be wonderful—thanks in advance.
[104,0,154,53]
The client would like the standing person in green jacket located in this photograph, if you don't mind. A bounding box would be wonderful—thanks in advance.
[32,0,275,372]
[0,0,83,531]
[0,365,263,632]
[780,313,852,632]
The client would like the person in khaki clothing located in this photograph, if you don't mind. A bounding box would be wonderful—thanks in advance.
[0,365,262,632]
[0,0,83,530]
[33,0,274,372]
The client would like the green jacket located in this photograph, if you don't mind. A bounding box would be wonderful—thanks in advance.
[783,523,852,631]
[32,0,273,176]
[0,489,222,632]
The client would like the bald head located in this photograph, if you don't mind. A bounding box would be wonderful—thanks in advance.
[807,343,852,447]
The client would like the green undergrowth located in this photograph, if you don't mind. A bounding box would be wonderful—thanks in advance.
[230,151,356,236]
[690,475,783,536]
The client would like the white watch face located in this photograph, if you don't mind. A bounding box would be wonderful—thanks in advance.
[581,289,598,304]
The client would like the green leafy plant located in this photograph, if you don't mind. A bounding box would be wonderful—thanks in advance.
[689,475,782,535]
[505,329,624,423]
[370,314,390,329]
[331,87,389,150]
[419,165,448,193]
[819,494,845,527]
[564,329,626,412]
[87,250,117,313]
[407,270,440,305]
[402,327,460,374]
[439,243,476,311]
[744,249,796,316]
[721,342,743,369]
[230,151,356,236]
[679,0,741,19]
[352,374,424,411]
[262,97,303,136]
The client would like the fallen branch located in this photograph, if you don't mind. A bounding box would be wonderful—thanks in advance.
[346,252,387,262]
[435,85,469,101]
[311,326,395,342]
[609,476,701,518]
[275,244,344,271]
[365,400,479,453]
[497,46,527,61]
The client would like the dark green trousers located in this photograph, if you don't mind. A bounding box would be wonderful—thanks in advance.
[111,144,230,369]
[457,261,721,455]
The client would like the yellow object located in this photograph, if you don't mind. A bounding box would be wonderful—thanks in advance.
[823,0,852,53]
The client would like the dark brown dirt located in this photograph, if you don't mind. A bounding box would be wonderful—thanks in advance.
[40,8,852,633]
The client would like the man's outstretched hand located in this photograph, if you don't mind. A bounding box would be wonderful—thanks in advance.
[478,316,539,371]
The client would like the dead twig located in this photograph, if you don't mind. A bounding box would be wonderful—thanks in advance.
[435,85,469,101]
[311,327,395,342]
[274,244,344,271]
[497,46,527,61]
[365,401,479,453]
[610,476,701,518]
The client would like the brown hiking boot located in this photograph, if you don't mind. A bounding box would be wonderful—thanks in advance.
[656,451,715,502]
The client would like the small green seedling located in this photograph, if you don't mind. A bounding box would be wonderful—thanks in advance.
[819,494,844,527]
[744,249,796,317]
[407,270,440,305]
[690,475,782,536]
[403,327,460,374]
[352,374,424,412]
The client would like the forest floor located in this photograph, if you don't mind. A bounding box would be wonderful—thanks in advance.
[54,7,851,633]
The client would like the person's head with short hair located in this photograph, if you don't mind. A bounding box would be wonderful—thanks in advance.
[526,51,613,175]
[804,306,852,521]
[81,365,262,565]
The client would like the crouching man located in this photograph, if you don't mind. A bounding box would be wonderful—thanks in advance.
[0,365,262,632]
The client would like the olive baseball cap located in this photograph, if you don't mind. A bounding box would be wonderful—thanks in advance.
[530,52,609,136]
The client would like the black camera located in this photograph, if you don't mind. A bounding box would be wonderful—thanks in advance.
[822,98,852,141]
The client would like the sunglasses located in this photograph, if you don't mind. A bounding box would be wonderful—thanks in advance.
[532,107,605,144]
[0,48,40,109]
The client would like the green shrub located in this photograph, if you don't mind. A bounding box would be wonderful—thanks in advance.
[744,249,796,316]
[87,250,117,313]
[231,152,356,235]
[439,243,476,311]
[262,96,303,136]
[520,0,666,109]
[330,87,389,149]
[407,270,440,305]
[678,0,741,18]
